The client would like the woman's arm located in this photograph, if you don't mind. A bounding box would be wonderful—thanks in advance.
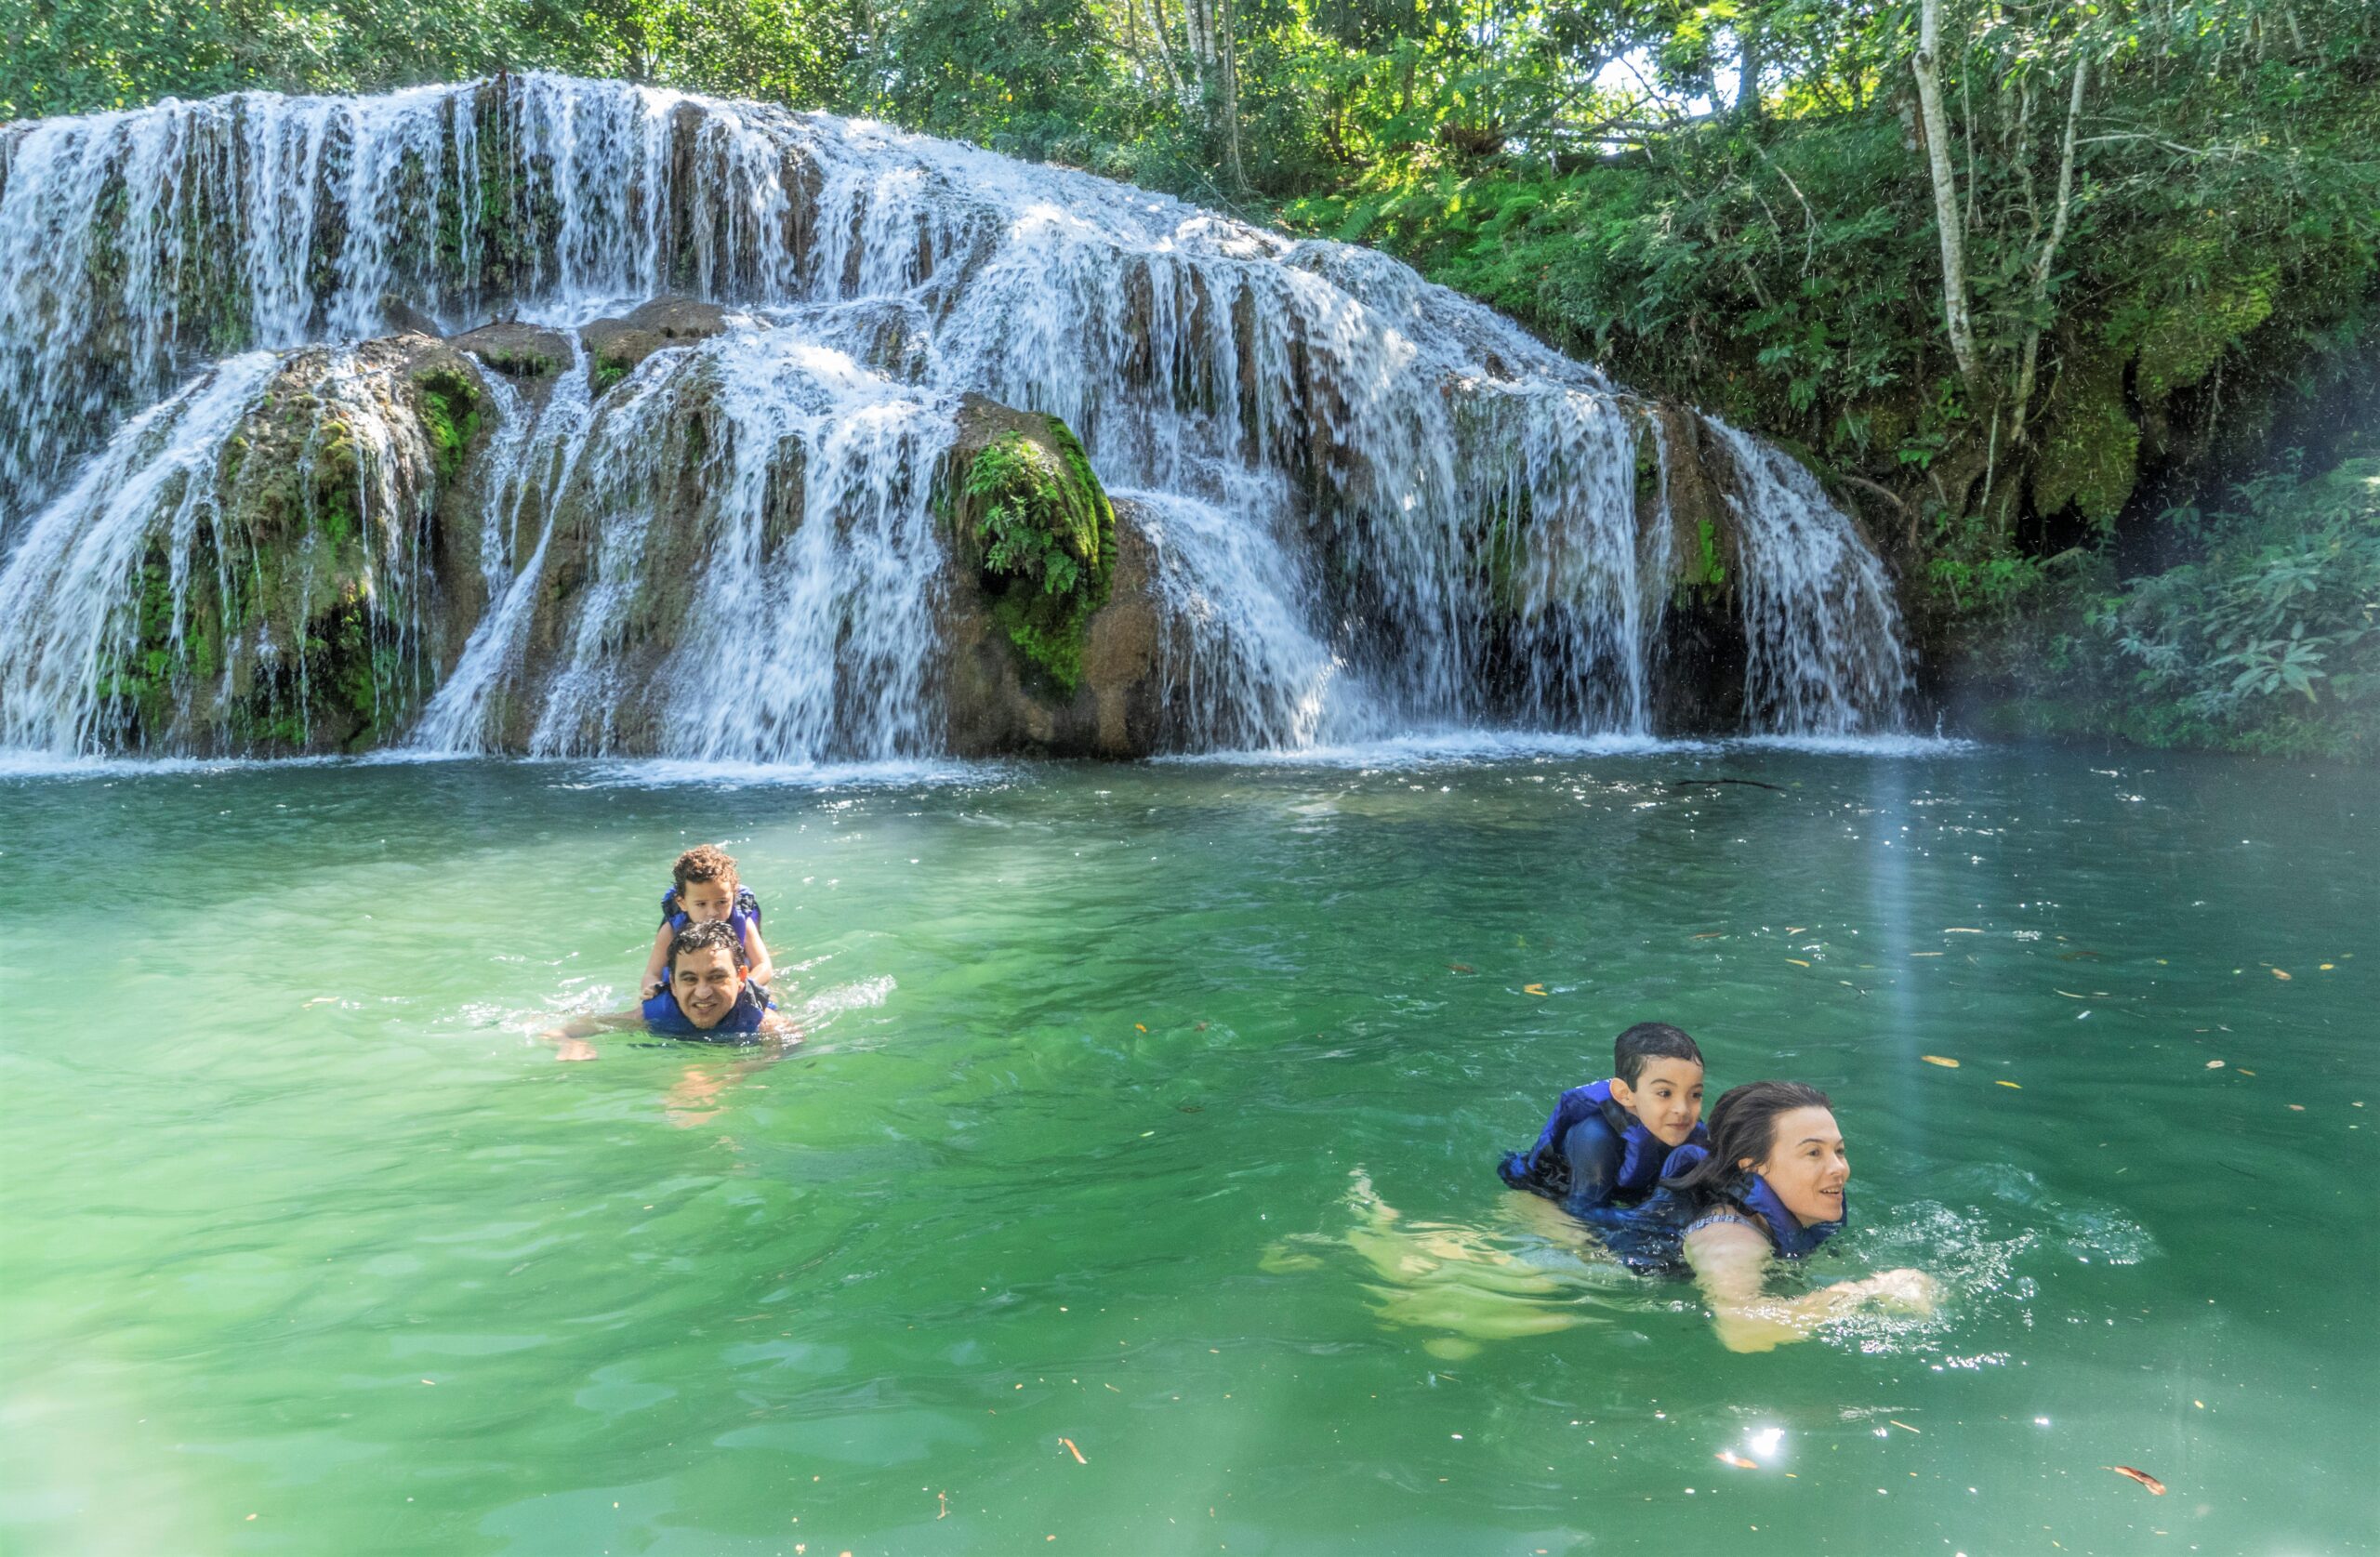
[742,923,775,986]
[641,924,673,997]
[1685,1222,1938,1353]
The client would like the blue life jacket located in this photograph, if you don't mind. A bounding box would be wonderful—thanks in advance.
[1499,1079,1710,1206]
[1659,1143,1844,1259]
[639,980,774,1041]
[660,883,761,929]
[664,904,761,957]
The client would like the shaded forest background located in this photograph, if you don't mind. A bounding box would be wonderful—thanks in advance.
[5,0,2374,756]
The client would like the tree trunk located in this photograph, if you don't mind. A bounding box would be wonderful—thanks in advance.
[1218,0,1250,193]
[2012,54,2088,442]
[1912,0,1979,383]
[1739,19,1765,122]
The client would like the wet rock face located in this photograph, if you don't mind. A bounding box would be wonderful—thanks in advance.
[581,297,758,390]
[115,336,481,754]
[944,507,1165,759]
[935,393,1164,757]
[452,322,574,380]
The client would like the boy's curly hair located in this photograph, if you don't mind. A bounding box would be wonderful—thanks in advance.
[672,844,738,891]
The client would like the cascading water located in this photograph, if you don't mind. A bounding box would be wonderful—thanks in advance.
[1709,421,1911,732]
[0,73,1913,761]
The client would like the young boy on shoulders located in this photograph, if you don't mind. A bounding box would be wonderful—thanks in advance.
[640,844,774,999]
[1499,1022,1709,1217]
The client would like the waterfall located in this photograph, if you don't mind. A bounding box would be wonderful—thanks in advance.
[1,74,1914,759]
[1709,421,1912,732]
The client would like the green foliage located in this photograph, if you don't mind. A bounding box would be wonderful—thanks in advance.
[2098,459,2380,759]
[963,426,1116,691]
[413,366,482,482]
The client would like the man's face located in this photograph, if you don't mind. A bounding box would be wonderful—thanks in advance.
[679,876,737,923]
[668,945,746,1028]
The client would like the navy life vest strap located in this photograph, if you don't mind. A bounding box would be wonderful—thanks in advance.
[1662,1143,1844,1259]
[659,882,762,929]
[639,980,774,1039]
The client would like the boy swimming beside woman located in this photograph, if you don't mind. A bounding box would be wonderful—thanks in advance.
[1496,1026,1938,1350]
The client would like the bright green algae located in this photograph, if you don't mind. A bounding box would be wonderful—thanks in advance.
[0,746,2373,1555]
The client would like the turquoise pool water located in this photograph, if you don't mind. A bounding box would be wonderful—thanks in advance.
[2,742,2373,1554]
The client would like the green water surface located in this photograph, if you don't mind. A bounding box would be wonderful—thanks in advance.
[2,744,2373,1556]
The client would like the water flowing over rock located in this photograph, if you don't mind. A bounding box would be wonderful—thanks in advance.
[0,73,1912,760]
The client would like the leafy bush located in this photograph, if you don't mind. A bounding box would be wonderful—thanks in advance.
[2099,459,2378,758]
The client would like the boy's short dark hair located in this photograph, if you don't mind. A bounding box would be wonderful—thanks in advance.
[673,844,738,891]
[668,919,743,972]
[1614,1022,1703,1086]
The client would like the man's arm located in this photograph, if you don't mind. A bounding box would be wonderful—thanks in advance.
[539,1009,645,1062]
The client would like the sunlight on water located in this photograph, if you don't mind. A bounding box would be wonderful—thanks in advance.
[1,747,2373,1556]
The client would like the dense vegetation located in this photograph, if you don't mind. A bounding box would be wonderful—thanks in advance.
[5,0,2373,756]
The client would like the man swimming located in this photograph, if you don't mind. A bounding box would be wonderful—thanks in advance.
[543,921,798,1061]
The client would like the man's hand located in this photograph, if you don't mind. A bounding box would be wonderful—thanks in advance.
[555,1036,598,1062]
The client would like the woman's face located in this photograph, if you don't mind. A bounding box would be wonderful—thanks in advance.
[1743,1105,1848,1228]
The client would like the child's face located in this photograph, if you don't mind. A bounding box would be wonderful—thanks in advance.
[1744,1105,1848,1228]
[678,876,738,923]
[1610,1059,1705,1147]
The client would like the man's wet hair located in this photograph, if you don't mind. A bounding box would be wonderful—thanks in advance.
[1614,1022,1704,1086]
[672,843,738,891]
[668,918,743,973]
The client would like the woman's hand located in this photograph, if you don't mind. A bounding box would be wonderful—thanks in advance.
[1858,1268,1941,1314]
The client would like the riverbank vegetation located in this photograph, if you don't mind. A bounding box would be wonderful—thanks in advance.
[7,0,2373,757]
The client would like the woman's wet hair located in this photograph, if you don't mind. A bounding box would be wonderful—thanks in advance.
[1614,1022,1704,1086]
[1663,1080,1834,1199]
[668,918,743,972]
[672,843,738,891]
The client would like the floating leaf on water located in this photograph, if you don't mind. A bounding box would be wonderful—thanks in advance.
[1786,958,1811,968]
[1134,1023,1147,1032]
[1692,933,1726,941]
[1785,927,1806,935]
[2287,1103,2306,1112]
[1996,1080,2022,1089]
[1888,1420,1921,1434]
[2237,1069,2255,1076]
[1059,1437,1087,1464]
[1945,928,1984,934]
[2206,1060,2226,1069]
[1448,963,1476,973]
[1922,1055,1960,1068]
[1715,1451,1760,1470]
[2320,963,2335,970]
[2105,1465,2167,1495]
[1522,983,1548,996]
[2271,969,2292,981]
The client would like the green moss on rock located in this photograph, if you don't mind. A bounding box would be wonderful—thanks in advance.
[957,416,1117,693]
[2030,350,2138,526]
[413,365,483,482]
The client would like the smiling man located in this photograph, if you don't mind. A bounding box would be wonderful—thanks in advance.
[543,920,797,1061]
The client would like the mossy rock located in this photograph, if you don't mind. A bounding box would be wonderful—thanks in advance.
[579,297,754,398]
[2030,348,2139,527]
[946,394,1117,693]
[2126,278,2277,407]
[452,321,573,379]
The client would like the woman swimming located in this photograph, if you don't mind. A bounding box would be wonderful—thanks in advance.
[1652,1080,1940,1352]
